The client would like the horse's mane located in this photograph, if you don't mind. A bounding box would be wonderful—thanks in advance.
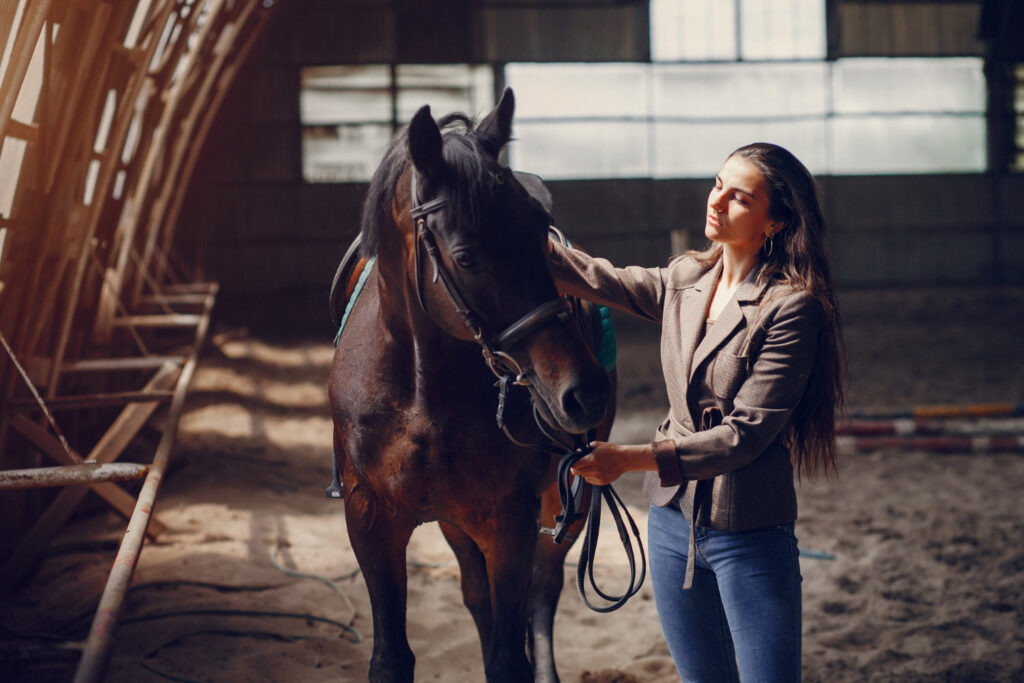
[359,113,500,258]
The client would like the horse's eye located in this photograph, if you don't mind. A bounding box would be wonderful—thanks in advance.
[453,251,477,269]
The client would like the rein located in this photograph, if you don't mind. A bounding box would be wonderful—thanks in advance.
[409,169,645,613]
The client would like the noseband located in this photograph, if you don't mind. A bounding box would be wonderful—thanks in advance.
[410,170,571,383]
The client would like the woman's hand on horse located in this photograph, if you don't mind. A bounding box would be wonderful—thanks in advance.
[570,442,657,486]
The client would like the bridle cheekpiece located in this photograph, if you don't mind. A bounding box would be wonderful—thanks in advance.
[409,169,571,384]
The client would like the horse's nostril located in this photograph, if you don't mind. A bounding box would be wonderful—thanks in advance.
[562,374,610,428]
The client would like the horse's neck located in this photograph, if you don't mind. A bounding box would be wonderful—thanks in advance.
[374,252,478,374]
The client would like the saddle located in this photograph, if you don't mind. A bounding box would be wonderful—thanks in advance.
[329,232,370,336]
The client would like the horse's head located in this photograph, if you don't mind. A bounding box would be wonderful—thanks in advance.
[393,88,609,434]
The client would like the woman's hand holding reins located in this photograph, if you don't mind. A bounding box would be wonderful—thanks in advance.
[570,442,657,486]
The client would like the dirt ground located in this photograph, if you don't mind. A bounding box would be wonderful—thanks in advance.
[1,286,1023,682]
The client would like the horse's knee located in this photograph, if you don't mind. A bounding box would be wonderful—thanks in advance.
[532,546,567,599]
[461,581,490,615]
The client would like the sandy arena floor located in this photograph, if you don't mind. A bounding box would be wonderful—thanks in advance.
[1,286,1023,681]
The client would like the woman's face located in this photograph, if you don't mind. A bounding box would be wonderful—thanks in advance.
[705,155,776,254]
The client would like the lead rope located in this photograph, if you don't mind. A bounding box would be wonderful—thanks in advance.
[491,229,646,611]
[551,439,647,612]
[496,380,646,612]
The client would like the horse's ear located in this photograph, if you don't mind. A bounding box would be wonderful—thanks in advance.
[409,105,444,178]
[476,87,514,157]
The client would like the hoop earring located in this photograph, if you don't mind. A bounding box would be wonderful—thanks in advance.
[762,234,774,258]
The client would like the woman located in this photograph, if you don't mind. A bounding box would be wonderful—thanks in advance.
[548,142,844,682]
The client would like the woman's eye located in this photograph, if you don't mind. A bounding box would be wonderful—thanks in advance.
[453,251,477,269]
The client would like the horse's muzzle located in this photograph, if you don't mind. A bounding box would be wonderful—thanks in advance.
[554,368,611,433]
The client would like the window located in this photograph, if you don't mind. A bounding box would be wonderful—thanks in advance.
[506,58,986,179]
[507,64,651,179]
[651,0,826,62]
[299,65,493,183]
[299,2,988,181]
[830,58,986,174]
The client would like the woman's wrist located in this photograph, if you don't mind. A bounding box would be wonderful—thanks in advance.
[627,443,658,472]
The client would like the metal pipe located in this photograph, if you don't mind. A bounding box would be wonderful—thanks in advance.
[0,463,149,490]
[73,288,215,683]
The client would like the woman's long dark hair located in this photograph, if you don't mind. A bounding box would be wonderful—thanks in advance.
[692,142,845,479]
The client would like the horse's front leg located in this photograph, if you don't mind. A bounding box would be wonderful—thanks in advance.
[479,502,542,683]
[343,477,416,683]
[530,385,615,683]
[528,481,593,683]
[439,522,494,656]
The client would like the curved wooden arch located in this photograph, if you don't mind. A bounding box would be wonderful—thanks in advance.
[0,2,281,678]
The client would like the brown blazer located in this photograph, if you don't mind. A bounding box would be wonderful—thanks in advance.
[549,241,824,532]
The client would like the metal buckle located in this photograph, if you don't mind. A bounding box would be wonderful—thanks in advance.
[482,348,526,383]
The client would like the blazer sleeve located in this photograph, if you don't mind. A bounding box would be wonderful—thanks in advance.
[666,291,824,480]
[547,239,666,323]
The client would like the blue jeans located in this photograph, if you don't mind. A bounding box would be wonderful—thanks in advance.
[648,502,802,682]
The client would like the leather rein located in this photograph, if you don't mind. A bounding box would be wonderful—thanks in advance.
[409,169,645,613]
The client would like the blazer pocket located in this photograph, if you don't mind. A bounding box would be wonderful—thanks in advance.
[711,351,749,400]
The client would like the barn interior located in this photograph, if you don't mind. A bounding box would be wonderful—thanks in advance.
[1,1,1022,681]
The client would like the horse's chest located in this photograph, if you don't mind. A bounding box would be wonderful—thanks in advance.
[355,415,534,514]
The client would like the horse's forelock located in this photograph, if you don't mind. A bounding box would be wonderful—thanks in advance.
[359,111,508,258]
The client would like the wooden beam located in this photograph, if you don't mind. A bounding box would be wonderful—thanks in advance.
[0,2,19,78]
[22,3,132,372]
[43,0,174,393]
[137,292,209,305]
[154,2,273,289]
[7,389,175,410]
[111,313,200,327]
[0,0,52,142]
[0,362,180,589]
[100,1,212,330]
[161,282,218,294]
[42,2,113,192]
[5,414,166,542]
[0,462,149,490]
[61,355,184,372]
[74,286,215,683]
[4,118,39,142]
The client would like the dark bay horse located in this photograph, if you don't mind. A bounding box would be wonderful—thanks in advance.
[328,88,614,682]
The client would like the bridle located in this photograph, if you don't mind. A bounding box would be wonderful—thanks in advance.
[410,169,571,383]
[409,167,645,613]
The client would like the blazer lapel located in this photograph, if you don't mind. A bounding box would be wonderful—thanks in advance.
[688,265,768,384]
[678,261,721,386]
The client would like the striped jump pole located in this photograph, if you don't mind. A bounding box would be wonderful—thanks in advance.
[845,402,1024,421]
[837,435,1024,454]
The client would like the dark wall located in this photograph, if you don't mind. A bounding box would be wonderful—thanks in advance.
[176,0,650,336]
[548,175,1024,289]
[176,0,1023,337]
